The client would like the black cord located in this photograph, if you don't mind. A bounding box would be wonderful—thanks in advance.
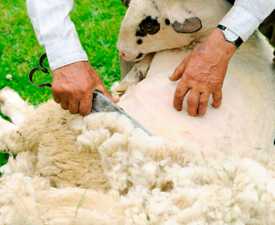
[28,53,52,88]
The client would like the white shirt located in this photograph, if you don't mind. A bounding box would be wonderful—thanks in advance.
[26,0,275,70]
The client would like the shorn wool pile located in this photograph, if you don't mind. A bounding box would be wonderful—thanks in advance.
[0,0,275,224]
[0,88,274,225]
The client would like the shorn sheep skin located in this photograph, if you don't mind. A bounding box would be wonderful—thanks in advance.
[0,87,274,225]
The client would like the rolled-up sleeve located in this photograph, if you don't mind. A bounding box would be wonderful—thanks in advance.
[220,0,275,41]
[26,0,88,70]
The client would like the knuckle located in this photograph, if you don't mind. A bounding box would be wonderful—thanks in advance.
[200,98,208,105]
[200,102,207,107]
[187,98,196,106]
[76,87,90,97]
[184,71,193,79]
[53,87,63,95]
[175,91,183,99]
[77,89,86,96]
[82,84,93,93]
[214,96,222,102]
[173,100,182,111]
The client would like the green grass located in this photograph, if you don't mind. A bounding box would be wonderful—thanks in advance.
[0,0,126,166]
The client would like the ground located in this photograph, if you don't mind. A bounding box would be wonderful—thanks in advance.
[0,0,126,166]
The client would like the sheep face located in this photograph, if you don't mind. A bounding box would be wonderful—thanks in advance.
[117,0,231,62]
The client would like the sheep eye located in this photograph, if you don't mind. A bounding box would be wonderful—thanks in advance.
[136,16,160,36]
[137,39,143,45]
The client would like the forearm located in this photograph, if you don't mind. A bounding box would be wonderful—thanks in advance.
[220,0,275,41]
[26,0,88,70]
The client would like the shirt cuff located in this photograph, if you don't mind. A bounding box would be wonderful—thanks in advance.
[220,6,261,42]
[45,32,88,70]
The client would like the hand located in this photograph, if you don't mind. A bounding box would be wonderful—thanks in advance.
[170,29,236,117]
[52,61,113,116]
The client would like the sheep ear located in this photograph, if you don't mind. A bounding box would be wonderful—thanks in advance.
[121,0,131,7]
[172,17,202,33]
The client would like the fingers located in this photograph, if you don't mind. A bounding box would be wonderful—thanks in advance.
[212,89,222,108]
[198,92,210,116]
[170,66,184,81]
[173,81,189,111]
[187,90,200,116]
[60,98,69,110]
[60,93,92,116]
[51,62,115,116]
[173,79,223,116]
[68,99,80,114]
[79,92,93,116]
[55,89,69,110]
[53,88,79,113]
[53,93,61,104]
[174,81,212,117]
[169,54,190,81]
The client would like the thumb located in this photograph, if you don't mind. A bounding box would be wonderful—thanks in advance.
[169,53,190,81]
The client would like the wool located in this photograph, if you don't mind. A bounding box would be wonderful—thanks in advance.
[0,94,109,190]
[0,88,274,224]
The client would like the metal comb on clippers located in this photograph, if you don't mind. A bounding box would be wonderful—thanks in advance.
[92,91,151,135]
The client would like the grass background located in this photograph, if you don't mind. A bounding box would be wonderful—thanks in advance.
[0,0,126,166]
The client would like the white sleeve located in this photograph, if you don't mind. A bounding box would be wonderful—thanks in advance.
[26,0,88,70]
[220,0,275,41]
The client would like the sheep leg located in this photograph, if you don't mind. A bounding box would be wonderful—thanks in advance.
[0,87,34,126]
[112,54,154,96]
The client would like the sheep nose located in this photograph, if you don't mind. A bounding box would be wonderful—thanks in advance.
[119,50,137,61]
[120,51,127,58]
[120,51,131,61]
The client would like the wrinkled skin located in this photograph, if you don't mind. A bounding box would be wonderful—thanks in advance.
[170,29,236,116]
[52,62,114,116]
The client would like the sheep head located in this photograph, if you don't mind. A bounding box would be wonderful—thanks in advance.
[117,0,231,62]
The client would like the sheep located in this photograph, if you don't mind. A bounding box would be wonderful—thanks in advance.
[113,0,232,95]
[114,0,275,156]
